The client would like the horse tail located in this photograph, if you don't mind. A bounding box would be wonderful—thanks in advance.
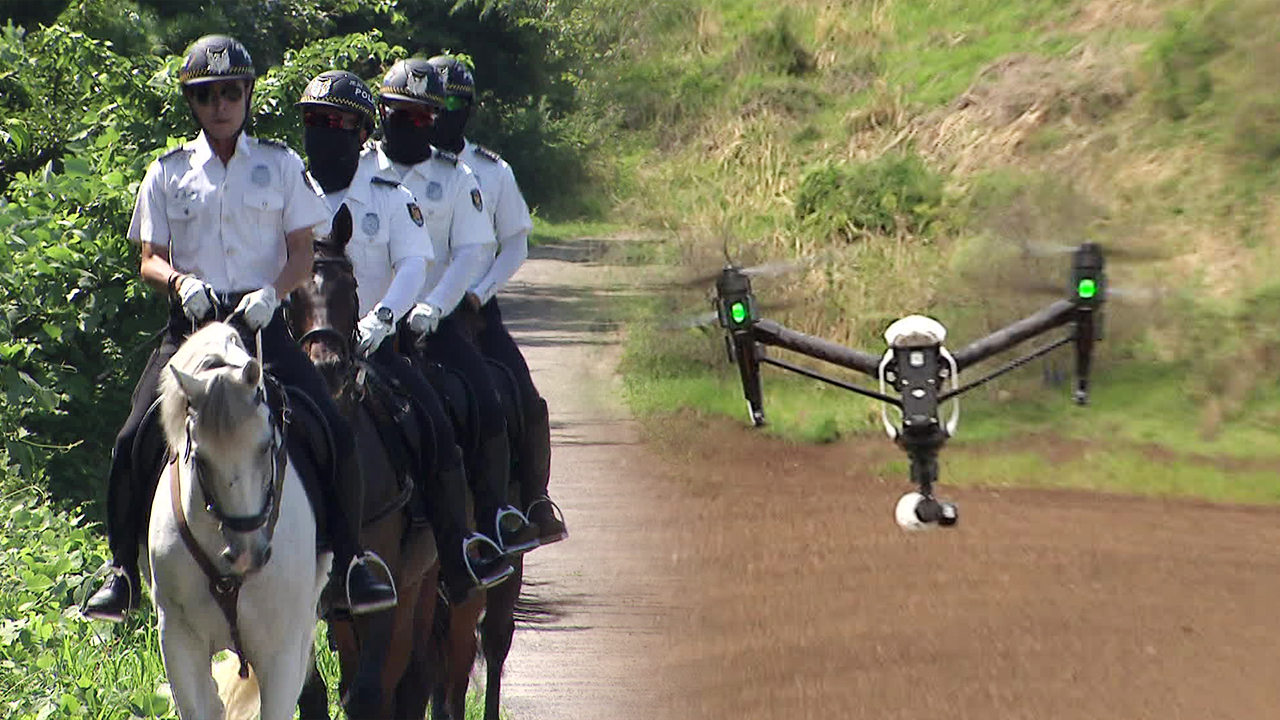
[213,655,260,720]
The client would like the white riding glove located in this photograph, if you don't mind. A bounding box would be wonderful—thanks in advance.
[234,286,279,330]
[355,308,395,357]
[176,275,214,322]
[407,303,442,337]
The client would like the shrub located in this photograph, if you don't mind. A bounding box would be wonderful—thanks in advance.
[794,152,948,240]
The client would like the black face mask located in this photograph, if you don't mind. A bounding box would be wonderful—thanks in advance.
[427,109,469,154]
[381,112,433,166]
[304,126,361,193]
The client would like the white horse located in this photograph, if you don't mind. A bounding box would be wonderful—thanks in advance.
[147,322,332,719]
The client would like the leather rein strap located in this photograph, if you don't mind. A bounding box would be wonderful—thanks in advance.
[169,413,288,679]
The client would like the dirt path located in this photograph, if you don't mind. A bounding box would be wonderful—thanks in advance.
[489,236,1280,720]
[492,238,689,719]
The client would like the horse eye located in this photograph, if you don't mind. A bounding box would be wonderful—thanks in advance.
[259,440,273,456]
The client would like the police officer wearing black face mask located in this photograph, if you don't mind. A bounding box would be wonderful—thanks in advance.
[426,55,567,547]
[359,59,540,558]
[296,71,514,604]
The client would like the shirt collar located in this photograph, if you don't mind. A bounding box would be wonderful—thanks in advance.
[188,131,253,168]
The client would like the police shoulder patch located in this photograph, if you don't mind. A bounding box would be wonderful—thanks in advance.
[407,202,425,227]
[159,146,191,161]
[470,187,484,212]
[473,145,501,163]
[370,176,402,189]
[433,149,458,166]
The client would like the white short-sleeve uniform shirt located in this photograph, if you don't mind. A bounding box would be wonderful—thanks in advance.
[462,140,533,301]
[358,143,495,302]
[128,132,330,293]
[306,169,434,316]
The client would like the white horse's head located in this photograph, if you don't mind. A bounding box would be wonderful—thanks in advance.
[159,323,279,575]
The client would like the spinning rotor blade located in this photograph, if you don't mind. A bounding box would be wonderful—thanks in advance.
[662,299,800,330]
[1021,241,1179,263]
[998,277,1163,304]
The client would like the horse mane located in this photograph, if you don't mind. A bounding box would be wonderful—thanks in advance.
[158,323,260,449]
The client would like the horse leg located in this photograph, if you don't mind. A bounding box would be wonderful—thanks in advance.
[254,642,313,720]
[446,593,484,719]
[297,657,331,720]
[481,559,523,720]
[397,567,439,719]
[156,611,223,720]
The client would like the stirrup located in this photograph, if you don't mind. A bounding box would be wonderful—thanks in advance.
[494,506,539,555]
[462,534,514,590]
[344,551,398,614]
[79,563,135,622]
[527,497,569,544]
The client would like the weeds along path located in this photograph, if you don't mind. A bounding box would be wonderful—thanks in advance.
[492,236,691,720]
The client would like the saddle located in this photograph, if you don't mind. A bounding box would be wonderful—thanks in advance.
[131,377,336,550]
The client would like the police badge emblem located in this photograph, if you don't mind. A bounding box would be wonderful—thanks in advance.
[406,71,429,98]
[407,203,424,227]
[363,212,380,236]
[305,75,334,100]
[251,165,271,187]
[207,47,231,73]
[425,182,444,201]
[470,188,483,211]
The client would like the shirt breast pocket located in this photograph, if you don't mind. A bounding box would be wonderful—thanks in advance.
[165,194,201,224]
[243,190,285,213]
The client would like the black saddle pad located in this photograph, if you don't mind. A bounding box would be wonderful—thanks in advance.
[279,385,332,551]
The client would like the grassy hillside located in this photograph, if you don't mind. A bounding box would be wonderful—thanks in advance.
[600,0,1280,496]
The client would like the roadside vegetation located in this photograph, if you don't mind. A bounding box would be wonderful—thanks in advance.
[603,0,1280,502]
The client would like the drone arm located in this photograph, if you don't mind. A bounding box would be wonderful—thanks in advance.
[753,319,882,377]
[951,300,1076,371]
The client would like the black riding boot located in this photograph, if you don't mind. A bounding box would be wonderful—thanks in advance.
[520,397,567,545]
[428,447,514,605]
[327,449,398,614]
[83,443,146,621]
[472,431,539,556]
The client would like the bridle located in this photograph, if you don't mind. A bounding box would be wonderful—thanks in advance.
[294,246,359,363]
[180,371,288,535]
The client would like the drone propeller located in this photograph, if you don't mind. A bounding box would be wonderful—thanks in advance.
[1021,240,1180,264]
[999,278,1163,304]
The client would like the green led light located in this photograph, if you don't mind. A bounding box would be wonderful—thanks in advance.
[1077,278,1097,299]
[730,301,748,324]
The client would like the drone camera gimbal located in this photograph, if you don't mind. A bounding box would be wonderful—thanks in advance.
[712,242,1109,530]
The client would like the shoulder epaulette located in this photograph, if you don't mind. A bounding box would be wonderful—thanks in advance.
[159,146,191,161]
[370,176,402,188]
[473,145,502,163]
[257,138,290,151]
[432,149,458,166]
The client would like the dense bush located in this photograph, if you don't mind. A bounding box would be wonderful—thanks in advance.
[794,153,949,240]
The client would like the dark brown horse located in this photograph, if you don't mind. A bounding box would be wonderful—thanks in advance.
[290,230,439,720]
[402,322,529,720]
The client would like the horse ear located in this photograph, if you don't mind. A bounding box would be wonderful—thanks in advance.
[170,367,207,407]
[241,358,261,387]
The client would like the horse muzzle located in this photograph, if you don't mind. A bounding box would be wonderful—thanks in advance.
[221,529,272,575]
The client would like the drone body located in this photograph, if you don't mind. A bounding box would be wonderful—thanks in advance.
[712,243,1110,531]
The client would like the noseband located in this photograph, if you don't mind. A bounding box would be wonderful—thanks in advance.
[296,251,359,364]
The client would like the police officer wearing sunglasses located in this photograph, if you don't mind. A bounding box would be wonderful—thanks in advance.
[296,70,515,604]
[359,59,539,558]
[83,35,397,622]
[426,55,568,547]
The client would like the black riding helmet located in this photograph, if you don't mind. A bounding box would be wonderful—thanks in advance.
[179,34,255,86]
[426,55,475,111]
[379,58,446,109]
[296,70,378,135]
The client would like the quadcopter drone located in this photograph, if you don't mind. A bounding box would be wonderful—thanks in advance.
[707,242,1109,531]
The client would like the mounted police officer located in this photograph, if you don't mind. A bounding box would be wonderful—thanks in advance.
[83,35,396,622]
[295,70,513,604]
[358,59,538,557]
[426,55,567,546]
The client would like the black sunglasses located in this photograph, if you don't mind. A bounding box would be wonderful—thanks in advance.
[188,82,245,106]
[302,109,361,131]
